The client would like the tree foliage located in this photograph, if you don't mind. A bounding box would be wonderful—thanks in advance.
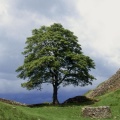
[16,23,96,104]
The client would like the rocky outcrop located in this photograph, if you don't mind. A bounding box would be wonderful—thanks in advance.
[86,69,120,98]
[82,106,112,118]
[63,96,98,104]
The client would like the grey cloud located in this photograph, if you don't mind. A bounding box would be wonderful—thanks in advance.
[0,73,18,81]
[0,0,78,85]
[0,54,23,74]
[0,79,25,93]
[87,55,119,89]
[93,56,118,79]
[10,0,78,19]
[81,45,119,88]
[0,36,24,70]
[0,0,118,96]
[81,45,118,80]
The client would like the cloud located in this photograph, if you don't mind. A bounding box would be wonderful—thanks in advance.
[0,0,120,96]
[0,79,25,93]
[0,0,10,26]
[74,0,120,66]
[13,0,77,18]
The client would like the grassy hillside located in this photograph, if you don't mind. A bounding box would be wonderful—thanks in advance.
[0,101,88,120]
[0,102,39,120]
[94,89,120,119]
[0,89,120,120]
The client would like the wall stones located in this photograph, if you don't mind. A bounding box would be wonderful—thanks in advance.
[86,69,120,98]
[0,98,26,106]
[82,106,112,118]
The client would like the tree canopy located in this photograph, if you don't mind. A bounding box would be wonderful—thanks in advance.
[16,23,96,104]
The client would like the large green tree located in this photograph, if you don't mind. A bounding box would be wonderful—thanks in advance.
[16,23,95,104]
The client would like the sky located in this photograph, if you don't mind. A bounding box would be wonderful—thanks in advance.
[0,0,120,103]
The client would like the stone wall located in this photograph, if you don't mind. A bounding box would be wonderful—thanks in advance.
[82,106,112,118]
[0,98,26,106]
[86,69,120,98]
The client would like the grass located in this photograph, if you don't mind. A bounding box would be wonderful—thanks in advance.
[0,102,40,120]
[83,89,93,96]
[0,103,91,120]
[93,89,120,119]
[95,89,120,106]
[0,89,120,120]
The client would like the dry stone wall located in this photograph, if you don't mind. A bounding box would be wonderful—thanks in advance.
[87,69,120,98]
[0,98,26,106]
[82,106,112,118]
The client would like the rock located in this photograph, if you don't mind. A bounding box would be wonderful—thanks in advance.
[63,96,97,104]
[82,106,112,118]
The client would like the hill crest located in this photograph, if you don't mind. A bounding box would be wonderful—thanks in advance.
[86,68,120,98]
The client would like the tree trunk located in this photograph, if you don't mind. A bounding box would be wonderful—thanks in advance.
[52,84,59,105]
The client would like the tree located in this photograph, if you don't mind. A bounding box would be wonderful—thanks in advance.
[16,23,96,105]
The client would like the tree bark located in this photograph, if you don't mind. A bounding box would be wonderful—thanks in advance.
[52,84,59,105]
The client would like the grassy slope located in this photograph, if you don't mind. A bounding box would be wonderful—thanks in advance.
[94,89,120,119]
[0,102,40,120]
[0,90,120,120]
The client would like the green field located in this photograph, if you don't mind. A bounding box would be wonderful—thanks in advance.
[0,89,120,120]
